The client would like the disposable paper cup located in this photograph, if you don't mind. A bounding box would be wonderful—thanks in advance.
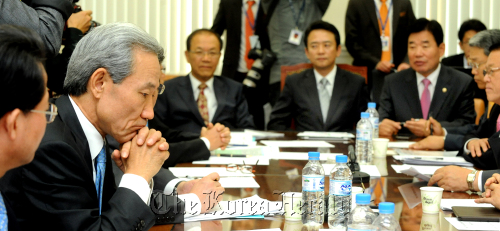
[283,220,304,231]
[283,192,302,220]
[420,187,444,214]
[373,138,390,158]
[351,186,364,211]
[419,213,440,231]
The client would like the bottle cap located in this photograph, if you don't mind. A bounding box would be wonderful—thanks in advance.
[368,102,376,108]
[335,155,348,163]
[356,193,371,205]
[378,202,395,214]
[361,112,370,119]
[308,152,320,159]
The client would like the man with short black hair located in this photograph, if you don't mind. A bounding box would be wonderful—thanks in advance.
[442,19,487,68]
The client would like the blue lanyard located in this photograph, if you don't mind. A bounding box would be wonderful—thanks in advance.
[243,1,259,31]
[374,0,393,34]
[288,0,306,28]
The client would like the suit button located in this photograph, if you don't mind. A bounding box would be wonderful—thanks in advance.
[140,220,145,226]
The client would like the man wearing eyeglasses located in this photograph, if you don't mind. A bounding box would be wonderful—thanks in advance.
[1,23,225,230]
[154,29,255,134]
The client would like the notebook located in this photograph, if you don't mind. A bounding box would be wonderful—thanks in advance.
[452,206,500,222]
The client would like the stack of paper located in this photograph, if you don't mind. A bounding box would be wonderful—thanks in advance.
[212,146,279,157]
[169,167,259,188]
[391,165,474,180]
[393,149,472,167]
[441,199,494,210]
[184,195,283,222]
[445,217,500,230]
[297,131,354,140]
[260,140,334,148]
[387,141,415,148]
[265,152,341,161]
[193,156,269,166]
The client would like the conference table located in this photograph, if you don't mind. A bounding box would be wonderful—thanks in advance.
[150,132,481,231]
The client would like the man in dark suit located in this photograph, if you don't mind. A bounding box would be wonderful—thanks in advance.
[268,21,368,132]
[345,0,416,93]
[1,23,225,230]
[441,19,487,68]
[378,18,475,137]
[0,25,53,231]
[155,29,255,134]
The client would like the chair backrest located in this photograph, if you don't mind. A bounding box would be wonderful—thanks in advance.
[474,98,485,125]
[337,64,368,84]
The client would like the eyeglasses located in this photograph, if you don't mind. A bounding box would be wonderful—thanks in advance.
[189,50,221,58]
[483,67,500,77]
[467,59,486,69]
[31,103,58,124]
[226,160,259,173]
[158,83,165,95]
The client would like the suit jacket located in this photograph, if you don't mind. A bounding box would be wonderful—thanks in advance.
[0,95,184,230]
[268,68,369,132]
[211,0,270,79]
[441,53,465,68]
[155,75,255,134]
[345,0,416,70]
[378,65,476,134]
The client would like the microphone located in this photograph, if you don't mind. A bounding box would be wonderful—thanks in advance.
[347,145,370,184]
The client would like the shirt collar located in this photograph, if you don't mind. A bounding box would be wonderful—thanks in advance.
[416,64,441,86]
[189,73,215,92]
[243,0,260,4]
[68,96,105,161]
[313,65,337,86]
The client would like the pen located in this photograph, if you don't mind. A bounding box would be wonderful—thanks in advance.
[219,154,247,157]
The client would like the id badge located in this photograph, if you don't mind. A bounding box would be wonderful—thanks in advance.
[381,35,390,51]
[288,29,303,46]
[249,35,260,49]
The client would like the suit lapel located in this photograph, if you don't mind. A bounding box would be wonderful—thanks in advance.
[177,75,205,125]
[392,0,401,36]
[326,68,347,128]
[403,71,423,118]
[212,77,227,121]
[429,67,451,118]
[364,0,380,35]
[303,70,324,126]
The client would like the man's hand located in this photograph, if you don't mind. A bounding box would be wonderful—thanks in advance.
[475,174,500,209]
[67,10,93,34]
[428,166,473,192]
[482,173,500,198]
[376,61,395,73]
[176,179,200,195]
[378,119,401,137]
[423,117,444,136]
[201,123,231,150]
[189,172,225,213]
[397,62,411,71]
[404,118,427,137]
[409,136,445,150]
[467,138,490,157]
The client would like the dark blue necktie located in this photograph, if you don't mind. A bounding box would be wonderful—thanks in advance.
[0,194,8,230]
[95,146,106,214]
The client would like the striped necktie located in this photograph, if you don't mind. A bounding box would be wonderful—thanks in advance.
[0,194,7,231]
[95,146,106,214]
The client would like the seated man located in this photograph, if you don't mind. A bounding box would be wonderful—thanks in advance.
[410,30,500,150]
[379,18,475,137]
[0,23,224,230]
[268,20,368,131]
[154,29,255,134]
[0,24,54,230]
[441,19,486,68]
[429,43,500,193]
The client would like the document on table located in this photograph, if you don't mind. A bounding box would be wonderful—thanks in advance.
[297,131,354,140]
[387,141,415,148]
[393,153,473,167]
[229,131,257,146]
[441,199,495,211]
[193,156,270,166]
[394,149,458,157]
[322,164,381,177]
[218,177,260,188]
[260,140,334,147]
[212,146,279,157]
[445,217,500,230]
[392,165,474,180]
[169,167,254,178]
[184,195,283,222]
[265,152,341,161]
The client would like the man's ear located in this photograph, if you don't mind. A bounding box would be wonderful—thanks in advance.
[88,68,110,99]
[3,109,22,140]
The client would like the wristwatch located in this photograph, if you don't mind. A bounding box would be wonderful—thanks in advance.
[467,170,478,191]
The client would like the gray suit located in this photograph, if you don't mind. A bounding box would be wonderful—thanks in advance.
[268,68,369,132]
[378,65,475,134]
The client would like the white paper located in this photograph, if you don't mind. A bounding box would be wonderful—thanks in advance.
[441,199,495,211]
[400,167,431,181]
[218,177,260,188]
[395,149,458,157]
[193,156,269,166]
[322,164,381,177]
[297,131,354,139]
[229,132,257,146]
[169,167,254,178]
[445,217,500,230]
[391,164,445,175]
[260,140,334,147]
[388,141,415,148]
[243,129,284,139]
[266,152,341,161]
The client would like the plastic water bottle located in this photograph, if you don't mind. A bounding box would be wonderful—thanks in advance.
[328,155,353,230]
[347,194,377,231]
[302,152,325,226]
[366,102,379,139]
[372,202,401,231]
[356,112,373,164]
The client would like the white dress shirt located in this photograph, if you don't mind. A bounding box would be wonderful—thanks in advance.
[416,64,441,102]
[238,0,260,73]
[313,65,337,98]
[374,0,393,63]
[190,74,218,123]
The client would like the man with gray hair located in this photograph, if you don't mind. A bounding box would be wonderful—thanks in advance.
[1,22,224,230]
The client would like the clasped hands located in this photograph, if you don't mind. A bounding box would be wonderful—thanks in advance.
[475,173,500,209]
[379,116,443,138]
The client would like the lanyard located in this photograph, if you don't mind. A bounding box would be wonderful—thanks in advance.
[243,0,260,31]
[288,0,306,28]
[374,0,393,34]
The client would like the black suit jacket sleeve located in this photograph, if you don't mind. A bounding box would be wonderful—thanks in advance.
[234,85,256,129]
[267,78,294,131]
[439,79,475,128]
[481,169,500,192]
[211,0,227,37]
[462,131,500,170]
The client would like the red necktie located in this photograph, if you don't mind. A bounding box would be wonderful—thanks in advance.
[245,0,256,70]
[421,79,431,119]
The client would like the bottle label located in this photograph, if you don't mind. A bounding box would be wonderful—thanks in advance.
[330,180,352,196]
[369,117,379,129]
[302,176,325,192]
[356,129,372,141]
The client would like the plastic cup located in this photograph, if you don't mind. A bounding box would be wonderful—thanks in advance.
[283,192,302,220]
[419,213,440,231]
[420,187,444,214]
[373,138,390,158]
[283,220,304,231]
[351,186,364,211]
